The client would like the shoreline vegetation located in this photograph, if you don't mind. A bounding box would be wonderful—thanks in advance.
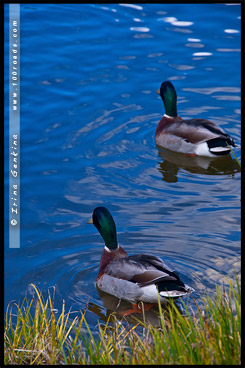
[4,274,240,365]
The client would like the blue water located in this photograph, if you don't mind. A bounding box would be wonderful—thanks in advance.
[4,3,241,328]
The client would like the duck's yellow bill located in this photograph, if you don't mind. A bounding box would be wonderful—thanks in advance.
[87,217,93,224]
[156,88,160,95]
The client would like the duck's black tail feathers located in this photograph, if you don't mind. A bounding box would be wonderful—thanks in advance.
[207,136,236,156]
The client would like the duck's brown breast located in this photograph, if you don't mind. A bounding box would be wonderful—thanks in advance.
[97,246,128,280]
[155,115,182,139]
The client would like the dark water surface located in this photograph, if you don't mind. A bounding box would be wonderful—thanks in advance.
[4,3,241,328]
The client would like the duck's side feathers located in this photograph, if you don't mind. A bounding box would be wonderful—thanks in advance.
[97,273,142,303]
[164,119,228,144]
[103,254,185,288]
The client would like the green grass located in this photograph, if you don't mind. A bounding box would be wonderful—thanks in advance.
[226,142,241,168]
[4,275,241,365]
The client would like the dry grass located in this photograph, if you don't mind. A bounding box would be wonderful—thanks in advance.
[4,274,241,365]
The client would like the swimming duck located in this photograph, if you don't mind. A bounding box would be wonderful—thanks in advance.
[88,206,194,305]
[155,81,237,157]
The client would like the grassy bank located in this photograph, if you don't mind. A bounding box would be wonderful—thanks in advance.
[4,275,241,365]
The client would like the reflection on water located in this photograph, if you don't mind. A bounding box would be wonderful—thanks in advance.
[157,147,241,183]
[88,288,185,328]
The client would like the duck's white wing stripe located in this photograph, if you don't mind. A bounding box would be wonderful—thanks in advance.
[209,146,230,153]
[160,284,194,298]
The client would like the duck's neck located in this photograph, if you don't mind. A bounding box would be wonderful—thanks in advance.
[162,87,177,117]
[164,102,177,117]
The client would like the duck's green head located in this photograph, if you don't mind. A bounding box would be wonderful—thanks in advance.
[88,207,118,250]
[157,81,177,117]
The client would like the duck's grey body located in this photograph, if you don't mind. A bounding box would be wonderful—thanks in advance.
[97,253,194,303]
[155,114,235,157]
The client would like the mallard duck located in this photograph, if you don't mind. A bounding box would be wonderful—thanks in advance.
[88,206,194,306]
[155,81,237,157]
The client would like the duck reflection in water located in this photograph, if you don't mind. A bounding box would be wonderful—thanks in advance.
[88,288,183,328]
[157,147,241,183]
